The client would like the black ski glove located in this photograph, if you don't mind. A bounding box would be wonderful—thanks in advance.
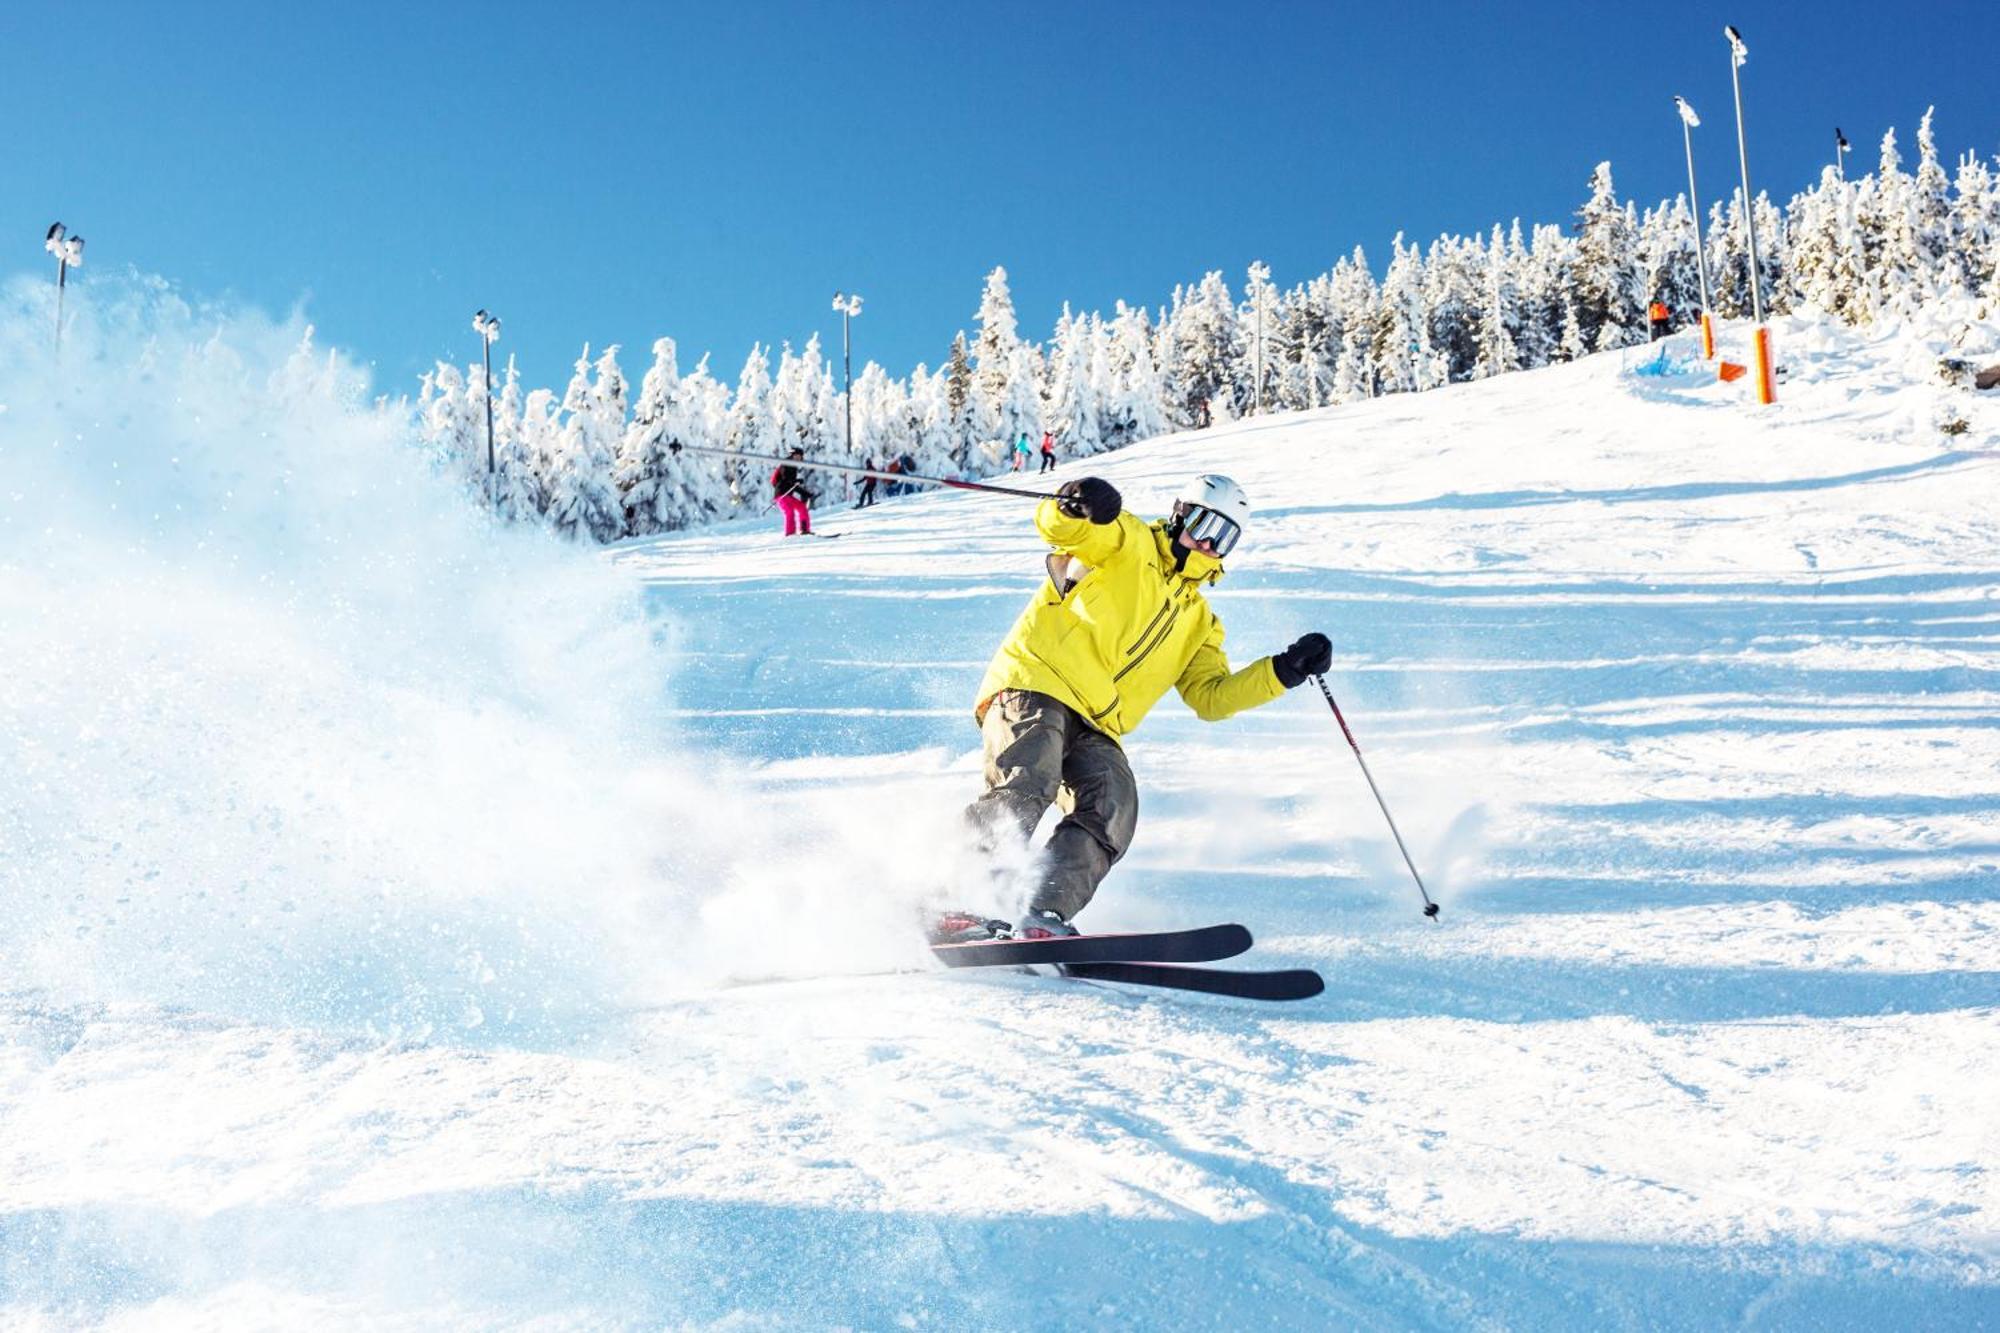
[1055,477,1121,524]
[1271,632,1333,689]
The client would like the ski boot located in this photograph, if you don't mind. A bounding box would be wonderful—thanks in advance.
[1013,907,1079,940]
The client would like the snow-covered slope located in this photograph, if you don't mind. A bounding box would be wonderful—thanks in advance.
[5,296,1999,1329]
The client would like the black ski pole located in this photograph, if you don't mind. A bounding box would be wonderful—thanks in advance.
[1312,674,1440,921]
[668,441,1056,502]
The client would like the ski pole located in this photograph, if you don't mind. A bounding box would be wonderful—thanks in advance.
[667,441,1056,501]
[1311,674,1440,921]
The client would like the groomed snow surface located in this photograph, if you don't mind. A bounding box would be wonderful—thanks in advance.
[4,286,1999,1329]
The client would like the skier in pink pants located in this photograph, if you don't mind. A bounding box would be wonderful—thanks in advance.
[770,448,813,536]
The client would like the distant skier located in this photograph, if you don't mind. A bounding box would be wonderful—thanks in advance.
[770,447,813,536]
[1039,430,1057,473]
[1648,298,1672,342]
[1012,432,1034,471]
[854,457,879,509]
[947,474,1332,940]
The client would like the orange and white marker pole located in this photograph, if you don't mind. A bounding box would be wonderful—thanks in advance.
[1725,25,1775,404]
[1674,97,1718,363]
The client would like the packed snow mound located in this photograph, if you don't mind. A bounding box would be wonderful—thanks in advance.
[4,293,1998,1328]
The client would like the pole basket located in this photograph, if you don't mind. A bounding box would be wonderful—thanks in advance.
[1699,312,1716,361]
[1752,325,1777,405]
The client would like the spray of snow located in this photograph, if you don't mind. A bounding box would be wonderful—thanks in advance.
[0,275,939,1044]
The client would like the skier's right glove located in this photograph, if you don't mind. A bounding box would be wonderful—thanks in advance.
[1056,477,1121,524]
[1271,632,1333,689]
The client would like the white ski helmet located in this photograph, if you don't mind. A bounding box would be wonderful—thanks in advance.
[1169,474,1250,557]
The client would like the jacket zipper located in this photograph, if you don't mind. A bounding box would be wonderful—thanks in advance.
[1112,590,1185,684]
[1123,597,1174,657]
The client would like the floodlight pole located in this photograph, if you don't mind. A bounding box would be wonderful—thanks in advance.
[1674,99,1718,360]
[832,291,863,457]
[1725,25,1775,405]
[473,309,502,499]
[1249,261,1270,415]
[45,222,83,358]
[1835,128,1849,182]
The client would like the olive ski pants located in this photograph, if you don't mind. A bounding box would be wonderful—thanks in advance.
[965,689,1138,921]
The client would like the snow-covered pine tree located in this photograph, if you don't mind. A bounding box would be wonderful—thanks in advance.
[1273,275,1336,410]
[1859,126,1913,314]
[1640,198,1704,330]
[1572,161,1643,352]
[1787,167,1872,322]
[847,361,904,474]
[1044,305,1101,455]
[1911,107,1959,299]
[1517,223,1569,369]
[520,387,563,522]
[1167,271,1242,423]
[725,343,777,509]
[943,331,975,469]
[1425,235,1485,381]
[1951,151,1999,299]
[1753,192,1790,316]
[683,354,732,515]
[419,362,486,494]
[970,266,1027,460]
[544,345,625,543]
[1707,194,1752,319]
[617,337,688,537]
[910,362,961,478]
[802,338,846,500]
[1102,302,1169,448]
[1472,226,1521,380]
[1328,248,1378,401]
[1371,235,1444,393]
[1242,261,1281,411]
[491,356,542,522]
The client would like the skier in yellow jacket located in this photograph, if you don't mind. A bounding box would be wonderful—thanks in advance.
[954,473,1331,939]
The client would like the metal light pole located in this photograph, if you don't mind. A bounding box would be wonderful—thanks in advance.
[1674,97,1718,360]
[1835,127,1850,181]
[472,309,502,496]
[1724,25,1775,405]
[1249,260,1270,415]
[45,222,84,357]
[831,291,863,456]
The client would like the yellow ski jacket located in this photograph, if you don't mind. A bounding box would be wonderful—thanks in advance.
[974,499,1286,741]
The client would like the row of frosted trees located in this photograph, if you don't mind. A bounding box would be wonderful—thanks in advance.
[418,107,2000,543]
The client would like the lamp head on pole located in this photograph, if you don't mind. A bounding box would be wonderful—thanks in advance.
[831,291,863,317]
[473,309,501,344]
[45,223,82,265]
[1836,127,1850,151]
[1724,24,1747,66]
[1674,96,1701,129]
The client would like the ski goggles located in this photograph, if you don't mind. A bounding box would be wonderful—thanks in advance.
[1181,504,1242,557]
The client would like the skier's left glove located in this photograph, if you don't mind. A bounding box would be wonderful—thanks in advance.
[1271,632,1333,688]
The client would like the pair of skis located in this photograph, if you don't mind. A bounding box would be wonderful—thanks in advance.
[930,923,1322,1002]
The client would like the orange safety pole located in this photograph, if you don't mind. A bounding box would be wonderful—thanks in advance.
[1751,325,1775,405]
[1699,312,1716,361]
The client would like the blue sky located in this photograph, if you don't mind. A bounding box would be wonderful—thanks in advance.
[4,0,1995,396]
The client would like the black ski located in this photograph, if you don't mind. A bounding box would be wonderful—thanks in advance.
[1058,961,1325,1002]
[931,923,1251,970]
